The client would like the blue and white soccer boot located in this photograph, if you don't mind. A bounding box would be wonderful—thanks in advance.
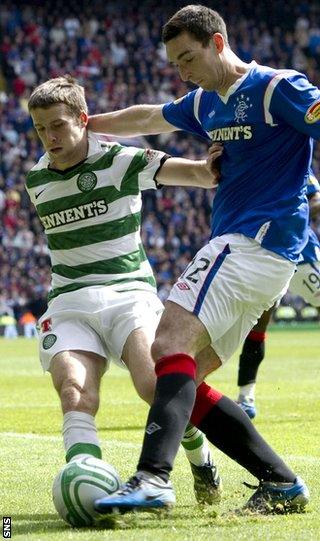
[94,471,176,514]
[237,396,257,419]
[244,476,310,514]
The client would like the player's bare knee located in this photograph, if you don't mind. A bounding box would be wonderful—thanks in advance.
[135,383,154,405]
[59,378,99,414]
[151,336,170,362]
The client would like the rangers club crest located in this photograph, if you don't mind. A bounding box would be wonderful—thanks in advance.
[234,94,253,123]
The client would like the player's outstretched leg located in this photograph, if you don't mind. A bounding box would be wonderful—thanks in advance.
[95,374,310,515]
[122,328,221,505]
[95,353,198,514]
[95,303,309,515]
[94,377,310,515]
[191,383,309,514]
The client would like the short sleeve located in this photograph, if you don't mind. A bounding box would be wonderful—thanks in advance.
[269,74,320,139]
[162,91,209,140]
[137,148,168,191]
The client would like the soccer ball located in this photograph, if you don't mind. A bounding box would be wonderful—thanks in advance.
[52,456,121,527]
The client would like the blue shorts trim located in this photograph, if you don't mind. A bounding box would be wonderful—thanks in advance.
[193,243,231,317]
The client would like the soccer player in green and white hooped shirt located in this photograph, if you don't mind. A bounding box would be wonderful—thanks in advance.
[26,75,224,506]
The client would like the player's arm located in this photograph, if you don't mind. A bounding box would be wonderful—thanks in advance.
[309,191,320,219]
[88,104,177,136]
[269,74,320,139]
[156,144,222,188]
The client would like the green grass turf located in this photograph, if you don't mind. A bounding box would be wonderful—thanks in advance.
[0,328,319,540]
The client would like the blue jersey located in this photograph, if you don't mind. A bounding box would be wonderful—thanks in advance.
[300,173,320,264]
[163,62,320,262]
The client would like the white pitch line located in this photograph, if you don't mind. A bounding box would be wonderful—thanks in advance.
[284,454,320,464]
[1,433,319,462]
[0,432,141,448]
[0,400,137,408]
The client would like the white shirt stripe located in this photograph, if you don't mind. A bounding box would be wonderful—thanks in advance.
[263,70,295,126]
[193,88,203,125]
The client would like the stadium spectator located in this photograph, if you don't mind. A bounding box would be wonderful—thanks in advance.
[0,293,18,337]
[19,310,37,338]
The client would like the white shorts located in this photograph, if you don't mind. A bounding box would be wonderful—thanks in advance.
[38,285,164,372]
[167,234,295,363]
[288,261,320,307]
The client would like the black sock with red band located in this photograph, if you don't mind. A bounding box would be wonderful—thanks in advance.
[137,355,295,484]
[192,383,295,483]
[137,354,197,482]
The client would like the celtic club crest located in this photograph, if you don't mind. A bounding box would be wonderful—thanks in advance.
[77,171,98,192]
[42,333,57,350]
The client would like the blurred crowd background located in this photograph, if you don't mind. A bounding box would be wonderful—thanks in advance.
[1,0,320,332]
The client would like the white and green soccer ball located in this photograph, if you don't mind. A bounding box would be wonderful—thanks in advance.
[52,456,121,527]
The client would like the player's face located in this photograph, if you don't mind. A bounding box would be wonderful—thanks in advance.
[166,31,222,91]
[31,104,88,169]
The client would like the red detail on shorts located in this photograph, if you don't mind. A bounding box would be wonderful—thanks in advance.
[190,382,223,426]
[248,331,266,342]
[176,282,190,290]
[41,318,52,333]
[155,353,196,379]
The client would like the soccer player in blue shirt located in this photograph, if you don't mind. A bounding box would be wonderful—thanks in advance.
[237,172,320,418]
[90,4,318,514]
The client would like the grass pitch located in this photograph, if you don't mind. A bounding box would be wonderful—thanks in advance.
[0,327,319,540]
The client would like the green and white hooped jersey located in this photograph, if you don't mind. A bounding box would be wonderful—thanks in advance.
[26,132,166,302]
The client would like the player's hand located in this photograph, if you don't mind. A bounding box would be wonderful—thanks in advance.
[206,143,223,182]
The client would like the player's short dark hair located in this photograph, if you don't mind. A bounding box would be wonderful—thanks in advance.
[28,75,88,117]
[162,4,229,47]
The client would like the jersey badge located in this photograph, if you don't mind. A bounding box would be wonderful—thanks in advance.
[145,149,159,163]
[234,94,253,123]
[305,100,320,124]
[77,171,97,192]
[176,282,190,290]
[42,333,57,350]
[41,318,52,333]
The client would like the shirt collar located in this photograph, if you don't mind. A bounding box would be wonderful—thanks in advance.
[218,61,257,104]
